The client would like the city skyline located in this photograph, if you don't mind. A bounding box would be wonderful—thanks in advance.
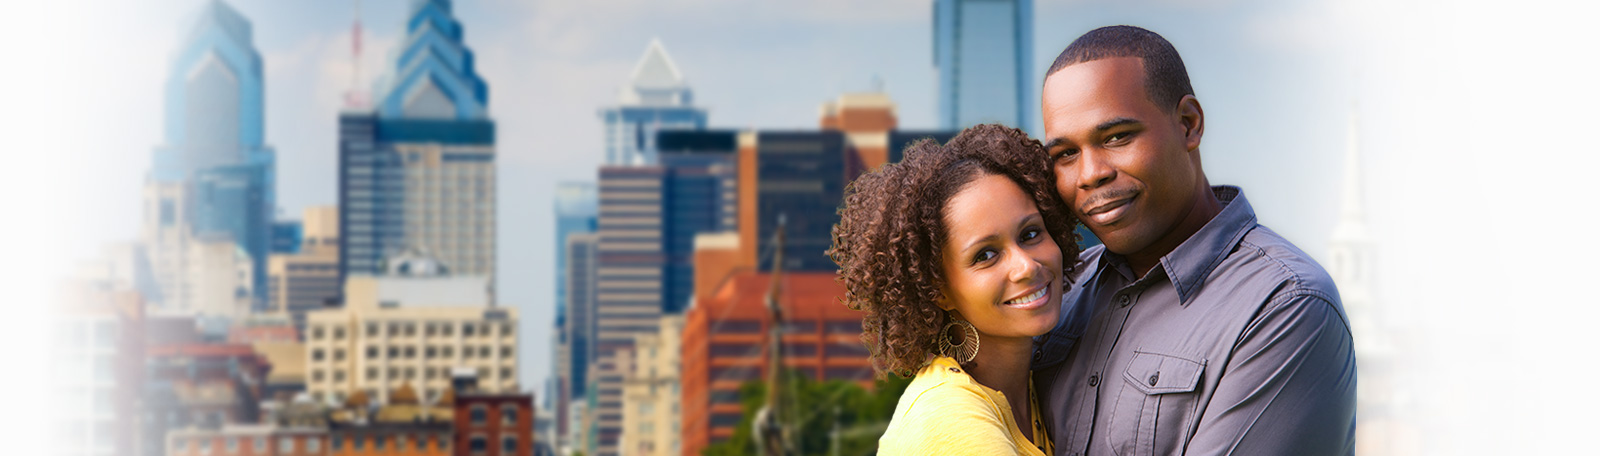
[58,0,1355,415]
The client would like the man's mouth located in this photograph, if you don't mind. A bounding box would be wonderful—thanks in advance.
[1082,192,1136,226]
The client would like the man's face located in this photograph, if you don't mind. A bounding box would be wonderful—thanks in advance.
[1041,57,1201,257]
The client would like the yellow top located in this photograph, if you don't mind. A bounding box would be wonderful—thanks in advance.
[878,356,1053,456]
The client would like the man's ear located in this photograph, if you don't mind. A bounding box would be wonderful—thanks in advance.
[1177,95,1204,153]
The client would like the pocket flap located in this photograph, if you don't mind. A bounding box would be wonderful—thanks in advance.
[1122,351,1205,395]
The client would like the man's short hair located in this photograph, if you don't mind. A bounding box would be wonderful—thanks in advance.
[1047,25,1194,111]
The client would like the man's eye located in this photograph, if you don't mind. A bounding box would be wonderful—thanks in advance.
[1053,148,1080,162]
[972,249,997,264]
[1106,132,1131,145]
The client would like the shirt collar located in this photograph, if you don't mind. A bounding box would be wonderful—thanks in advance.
[1097,186,1257,306]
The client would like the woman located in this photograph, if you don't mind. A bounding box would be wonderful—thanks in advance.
[829,124,1080,455]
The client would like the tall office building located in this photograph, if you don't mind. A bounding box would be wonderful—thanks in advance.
[557,231,598,453]
[600,39,708,166]
[267,206,341,336]
[340,0,496,284]
[933,0,1033,131]
[619,314,685,456]
[144,0,275,314]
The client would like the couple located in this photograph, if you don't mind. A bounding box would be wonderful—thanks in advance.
[828,26,1357,455]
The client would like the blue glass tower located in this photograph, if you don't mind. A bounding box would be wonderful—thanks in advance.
[150,0,275,309]
[934,0,1034,132]
[600,39,708,166]
[341,0,497,283]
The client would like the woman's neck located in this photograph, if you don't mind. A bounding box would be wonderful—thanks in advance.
[963,332,1035,437]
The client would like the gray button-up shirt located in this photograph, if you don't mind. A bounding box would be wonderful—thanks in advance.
[1032,186,1357,455]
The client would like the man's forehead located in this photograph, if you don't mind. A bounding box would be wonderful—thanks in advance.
[1043,57,1153,133]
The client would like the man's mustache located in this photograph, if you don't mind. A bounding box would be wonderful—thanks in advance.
[1079,187,1140,214]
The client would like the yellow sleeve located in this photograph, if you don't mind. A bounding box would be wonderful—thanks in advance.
[878,381,1023,456]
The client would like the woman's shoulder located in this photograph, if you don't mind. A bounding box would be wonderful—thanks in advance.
[889,355,998,419]
[879,358,1021,455]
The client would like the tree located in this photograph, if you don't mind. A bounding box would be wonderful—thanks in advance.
[703,370,913,456]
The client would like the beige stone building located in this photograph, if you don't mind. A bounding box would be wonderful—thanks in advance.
[619,314,684,456]
[304,273,516,407]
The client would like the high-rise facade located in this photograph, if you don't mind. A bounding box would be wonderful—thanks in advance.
[933,0,1033,131]
[144,0,275,314]
[340,0,496,285]
[267,206,341,336]
[600,39,707,166]
[556,232,598,455]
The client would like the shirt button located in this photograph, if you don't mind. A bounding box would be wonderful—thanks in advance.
[1148,373,1160,386]
[1088,374,1099,387]
[1118,295,1130,307]
[1033,350,1042,362]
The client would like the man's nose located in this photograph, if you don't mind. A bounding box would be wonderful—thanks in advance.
[1077,148,1115,190]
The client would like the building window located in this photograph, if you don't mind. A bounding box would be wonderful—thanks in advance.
[333,349,345,361]
[500,368,513,381]
[443,346,454,358]
[367,346,379,359]
[479,346,491,358]
[463,346,475,359]
[279,437,294,451]
[334,327,346,340]
[441,324,453,337]
[254,437,266,452]
[307,437,321,453]
[374,436,386,451]
[404,323,416,336]
[500,346,513,358]
[333,370,346,382]
[501,404,519,425]
[425,323,438,337]
[426,346,437,359]
[388,347,399,359]
[462,323,475,337]
[404,346,416,359]
[331,436,343,451]
[311,327,325,340]
[367,368,379,380]
[311,370,325,382]
[366,323,379,337]
[501,436,517,454]
[501,323,513,336]
[468,436,487,454]
[353,436,365,450]
[199,439,212,455]
[225,437,237,453]
[470,405,488,425]
[312,349,325,362]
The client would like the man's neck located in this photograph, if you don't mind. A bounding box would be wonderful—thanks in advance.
[1127,185,1223,278]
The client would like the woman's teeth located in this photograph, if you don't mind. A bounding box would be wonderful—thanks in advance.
[1004,287,1046,305]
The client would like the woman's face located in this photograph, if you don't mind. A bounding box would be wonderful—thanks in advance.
[938,173,1064,341]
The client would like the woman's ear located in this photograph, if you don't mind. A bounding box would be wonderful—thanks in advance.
[935,293,955,312]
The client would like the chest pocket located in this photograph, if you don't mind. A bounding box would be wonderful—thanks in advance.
[1107,350,1205,456]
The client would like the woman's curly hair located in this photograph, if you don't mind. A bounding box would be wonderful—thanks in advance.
[828,124,1081,378]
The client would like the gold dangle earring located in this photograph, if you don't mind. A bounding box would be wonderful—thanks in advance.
[938,314,980,363]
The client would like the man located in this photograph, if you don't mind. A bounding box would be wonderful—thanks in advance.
[1031,26,1357,455]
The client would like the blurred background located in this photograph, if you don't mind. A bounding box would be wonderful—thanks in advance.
[5,0,1598,455]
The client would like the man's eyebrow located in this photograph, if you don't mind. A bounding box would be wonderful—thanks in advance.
[1094,117,1140,132]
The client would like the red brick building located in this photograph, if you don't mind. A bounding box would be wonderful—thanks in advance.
[680,271,871,455]
[453,392,535,456]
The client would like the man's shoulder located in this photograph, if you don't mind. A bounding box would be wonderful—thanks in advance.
[1229,224,1340,308]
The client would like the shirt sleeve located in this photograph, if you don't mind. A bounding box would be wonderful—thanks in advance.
[878,382,1025,456]
[1185,292,1358,455]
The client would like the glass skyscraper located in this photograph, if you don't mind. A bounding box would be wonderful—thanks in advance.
[933,0,1034,132]
[600,39,708,166]
[340,0,496,284]
[144,0,275,313]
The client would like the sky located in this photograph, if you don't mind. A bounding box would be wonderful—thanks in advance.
[9,0,1600,453]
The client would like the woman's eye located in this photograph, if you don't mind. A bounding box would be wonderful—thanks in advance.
[972,249,997,264]
[1022,228,1041,241]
